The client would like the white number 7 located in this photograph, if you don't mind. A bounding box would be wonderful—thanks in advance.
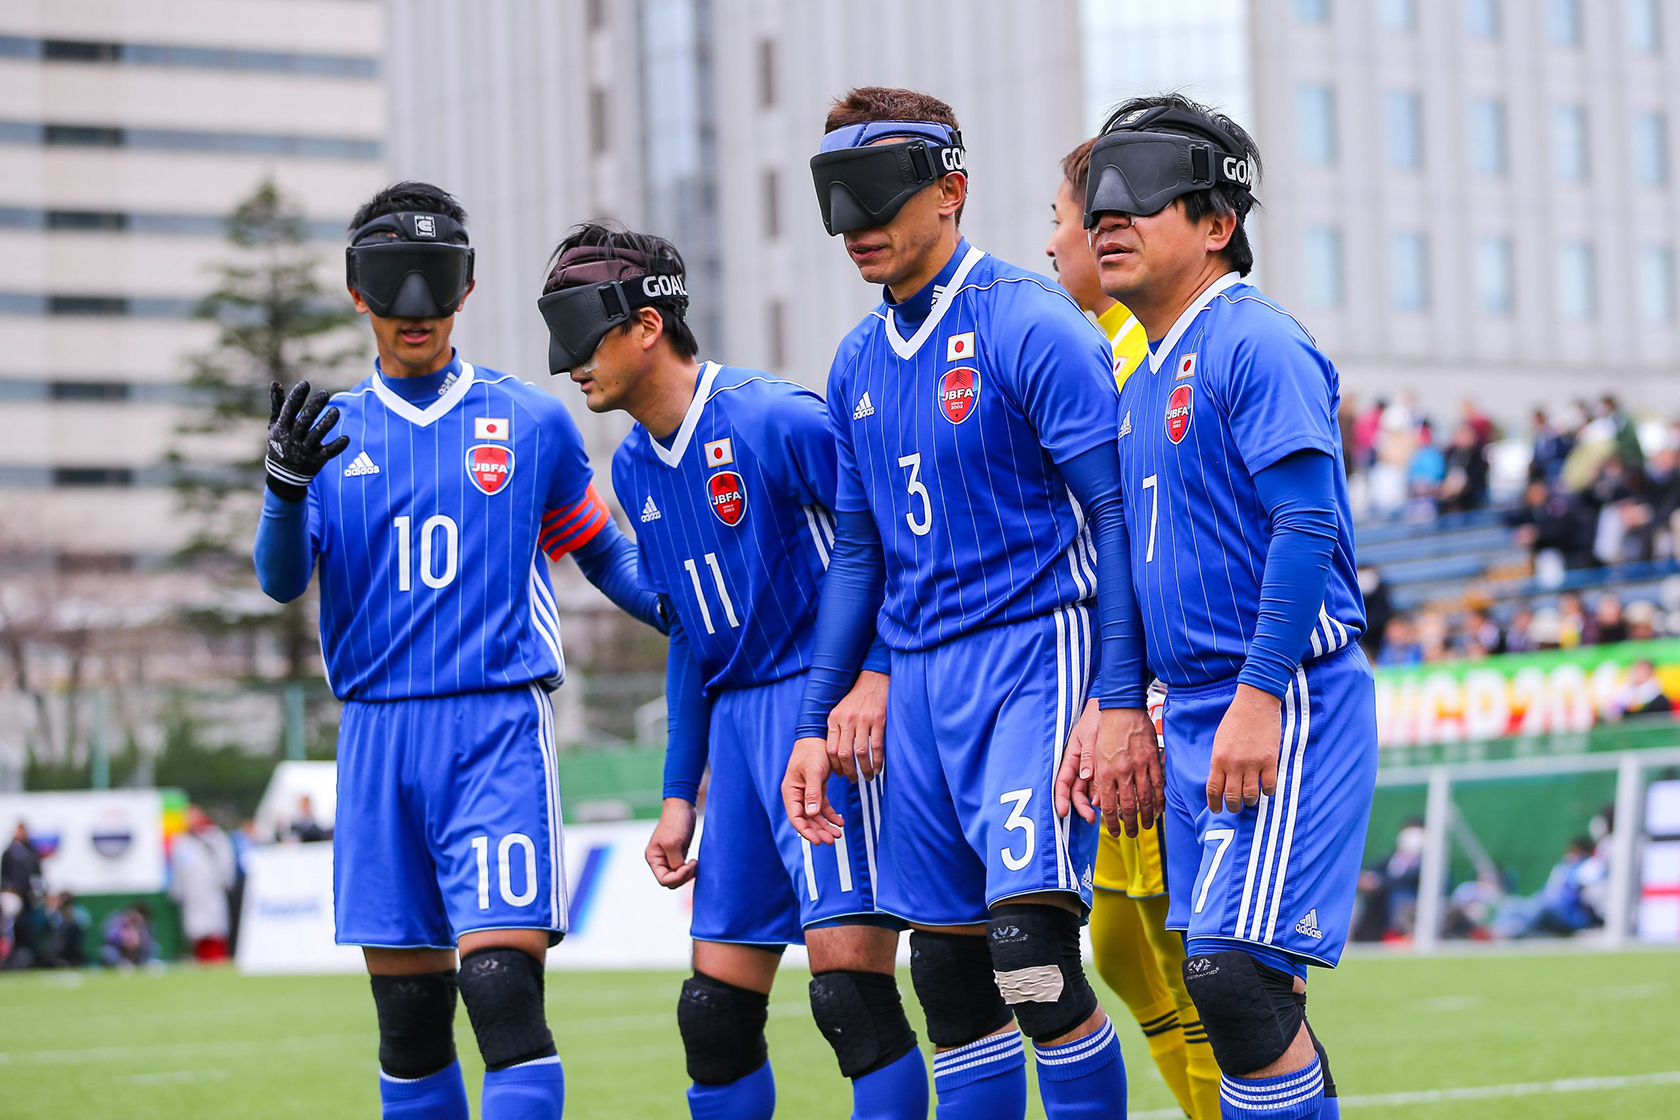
[1141,473,1159,563]
[1194,827,1235,914]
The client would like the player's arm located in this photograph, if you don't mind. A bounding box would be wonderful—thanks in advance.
[1209,319,1343,812]
[646,606,706,888]
[565,513,669,634]
[1007,294,1160,836]
[765,387,891,781]
[253,381,345,602]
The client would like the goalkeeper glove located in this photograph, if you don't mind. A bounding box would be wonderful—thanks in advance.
[265,381,350,502]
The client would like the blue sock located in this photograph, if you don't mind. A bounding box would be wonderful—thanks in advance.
[852,1046,930,1119]
[1033,1017,1127,1119]
[482,1054,564,1120]
[931,1030,1027,1120]
[688,1060,775,1120]
[1219,1055,1324,1120]
[1317,1095,1339,1119]
[379,1060,468,1119]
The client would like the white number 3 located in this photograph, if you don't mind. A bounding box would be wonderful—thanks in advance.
[999,788,1036,871]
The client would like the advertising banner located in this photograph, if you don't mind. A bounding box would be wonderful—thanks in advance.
[0,789,167,895]
[1375,639,1680,749]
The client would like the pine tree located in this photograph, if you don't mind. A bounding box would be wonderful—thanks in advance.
[171,179,361,679]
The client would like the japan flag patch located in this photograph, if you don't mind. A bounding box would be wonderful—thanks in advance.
[946,332,975,362]
[703,438,734,468]
[1175,353,1197,380]
[475,417,510,440]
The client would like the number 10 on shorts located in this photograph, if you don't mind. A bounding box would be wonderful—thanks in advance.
[471,833,539,909]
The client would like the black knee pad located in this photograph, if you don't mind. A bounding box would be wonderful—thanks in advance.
[677,972,770,1085]
[456,947,556,1072]
[1181,950,1305,1075]
[986,905,1099,1043]
[369,970,459,1080]
[909,930,1013,1048]
[809,969,919,1079]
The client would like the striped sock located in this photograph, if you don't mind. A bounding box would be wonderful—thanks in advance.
[1219,1055,1324,1120]
[931,1030,1027,1120]
[378,1060,468,1119]
[481,1054,564,1120]
[1033,1017,1127,1119]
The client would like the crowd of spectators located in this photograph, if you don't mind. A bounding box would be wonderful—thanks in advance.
[1348,393,1680,667]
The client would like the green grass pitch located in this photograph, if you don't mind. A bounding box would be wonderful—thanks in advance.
[2,949,1676,1118]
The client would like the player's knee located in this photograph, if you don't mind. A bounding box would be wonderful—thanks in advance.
[1181,950,1305,1076]
[677,972,770,1085]
[908,930,1013,1048]
[369,970,459,1080]
[808,969,919,1079]
[985,905,1098,1043]
[1306,1017,1338,1097]
[456,947,556,1072]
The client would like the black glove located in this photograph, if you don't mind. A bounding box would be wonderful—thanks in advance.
[266,381,350,502]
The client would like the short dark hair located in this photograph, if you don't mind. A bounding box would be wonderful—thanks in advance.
[1100,93,1261,275]
[824,87,966,224]
[543,222,699,360]
[1060,137,1098,197]
[348,181,467,236]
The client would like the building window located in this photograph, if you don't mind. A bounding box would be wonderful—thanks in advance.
[1391,231,1430,311]
[757,39,775,108]
[0,34,378,77]
[1639,245,1676,323]
[1294,0,1330,23]
[1296,85,1337,165]
[1633,110,1669,186]
[1469,97,1509,176]
[589,89,609,154]
[53,467,133,488]
[0,118,379,160]
[1302,226,1344,308]
[1381,0,1418,31]
[1551,104,1589,182]
[762,169,780,239]
[1557,240,1597,320]
[50,380,130,401]
[1385,90,1424,170]
[1626,0,1662,52]
[767,300,786,368]
[1547,0,1583,46]
[1475,236,1515,315]
[1463,0,1500,39]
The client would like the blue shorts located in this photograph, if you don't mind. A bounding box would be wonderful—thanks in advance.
[335,685,565,949]
[877,605,1098,926]
[1162,646,1378,967]
[692,671,882,946]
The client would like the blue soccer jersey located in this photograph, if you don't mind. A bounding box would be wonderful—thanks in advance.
[1116,273,1365,690]
[304,355,611,700]
[827,240,1118,650]
[611,363,839,691]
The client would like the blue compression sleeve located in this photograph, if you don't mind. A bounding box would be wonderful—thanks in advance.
[795,509,885,739]
[1237,449,1339,699]
[862,634,890,675]
[573,519,668,633]
[662,611,709,802]
[253,488,313,603]
[1059,442,1147,708]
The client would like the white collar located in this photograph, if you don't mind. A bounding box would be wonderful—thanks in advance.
[371,360,477,426]
[884,245,986,360]
[650,361,721,468]
[1146,272,1243,373]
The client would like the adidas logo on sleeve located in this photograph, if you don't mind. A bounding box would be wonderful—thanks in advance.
[853,392,875,420]
[343,451,380,477]
[640,495,661,522]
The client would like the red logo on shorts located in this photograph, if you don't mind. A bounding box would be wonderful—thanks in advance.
[466,444,514,495]
[940,366,980,425]
[1165,384,1193,445]
[708,470,747,526]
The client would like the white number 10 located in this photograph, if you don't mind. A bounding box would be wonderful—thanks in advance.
[471,833,538,910]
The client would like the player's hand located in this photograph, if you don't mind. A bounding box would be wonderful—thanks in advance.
[1207,683,1281,814]
[644,797,698,889]
[1056,699,1100,824]
[1092,707,1163,839]
[827,670,888,781]
[783,736,844,846]
[265,380,350,501]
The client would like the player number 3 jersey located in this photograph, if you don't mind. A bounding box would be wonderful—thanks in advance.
[1116,273,1365,690]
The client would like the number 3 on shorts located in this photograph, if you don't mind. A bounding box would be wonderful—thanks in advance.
[999,788,1035,871]
[471,833,539,910]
